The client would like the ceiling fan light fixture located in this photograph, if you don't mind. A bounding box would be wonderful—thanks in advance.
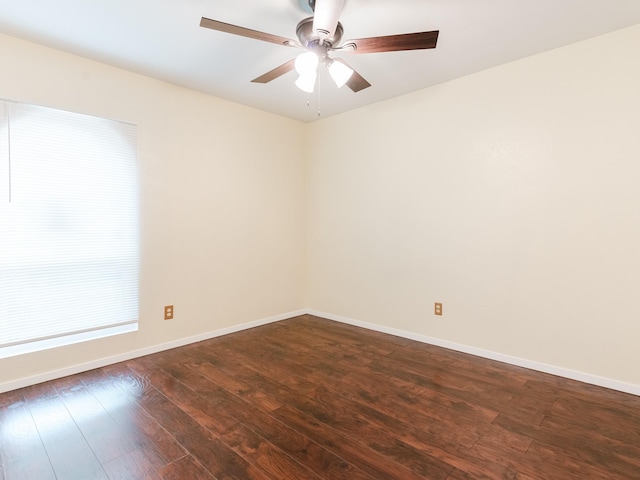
[200,1,440,98]
[328,59,353,88]
[295,73,316,93]
[294,51,319,76]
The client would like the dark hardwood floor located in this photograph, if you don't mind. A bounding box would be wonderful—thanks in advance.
[2,315,640,479]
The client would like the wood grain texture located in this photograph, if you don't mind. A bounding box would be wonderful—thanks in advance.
[340,60,371,93]
[251,59,296,84]
[1,314,639,479]
[200,17,295,47]
[347,30,439,54]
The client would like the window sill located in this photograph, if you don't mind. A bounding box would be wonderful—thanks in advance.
[0,323,138,360]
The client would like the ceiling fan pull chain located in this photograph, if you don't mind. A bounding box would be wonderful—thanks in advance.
[317,73,321,117]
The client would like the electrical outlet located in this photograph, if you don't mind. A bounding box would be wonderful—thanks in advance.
[434,302,443,316]
[164,305,174,320]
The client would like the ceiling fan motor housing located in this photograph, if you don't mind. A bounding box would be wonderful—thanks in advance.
[296,17,343,53]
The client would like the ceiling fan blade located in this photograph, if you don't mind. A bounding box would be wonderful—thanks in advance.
[345,70,371,93]
[344,30,439,54]
[333,58,371,92]
[312,0,345,40]
[251,59,296,83]
[200,17,297,47]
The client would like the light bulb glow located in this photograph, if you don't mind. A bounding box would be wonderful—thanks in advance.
[328,59,354,88]
[295,73,316,93]
[295,52,319,76]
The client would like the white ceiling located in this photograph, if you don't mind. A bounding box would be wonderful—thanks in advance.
[1,0,640,122]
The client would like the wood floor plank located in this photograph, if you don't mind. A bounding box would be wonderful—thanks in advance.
[126,358,240,436]
[0,401,56,480]
[27,383,108,480]
[80,368,187,469]
[203,337,350,394]
[157,361,377,480]
[158,455,216,480]
[126,359,324,480]
[132,385,271,480]
[55,382,139,464]
[340,368,499,425]
[493,411,640,477]
[288,387,455,479]
[547,395,640,444]
[523,440,620,479]
[0,390,25,408]
[367,355,517,410]
[101,448,162,480]
[188,341,319,395]
[162,344,458,478]
[220,423,323,480]
[479,415,625,479]
[315,368,493,448]
[272,402,443,480]
[2,314,640,479]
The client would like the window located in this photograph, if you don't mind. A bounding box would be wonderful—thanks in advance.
[0,100,139,358]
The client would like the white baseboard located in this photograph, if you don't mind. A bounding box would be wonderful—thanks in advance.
[4,307,639,397]
[0,309,307,394]
[305,309,640,397]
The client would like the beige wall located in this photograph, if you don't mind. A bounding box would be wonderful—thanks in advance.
[0,34,306,387]
[306,25,640,387]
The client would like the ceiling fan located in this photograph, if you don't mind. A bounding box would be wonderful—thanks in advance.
[200,0,439,93]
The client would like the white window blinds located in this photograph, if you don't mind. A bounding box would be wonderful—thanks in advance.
[0,100,139,357]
